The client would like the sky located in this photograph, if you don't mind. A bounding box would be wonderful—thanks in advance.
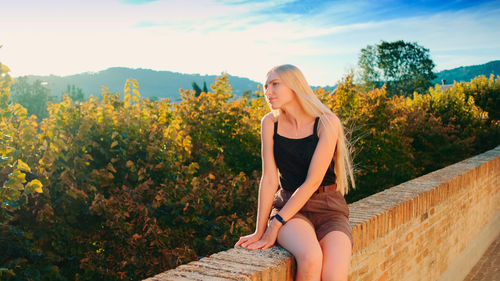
[1,0,499,86]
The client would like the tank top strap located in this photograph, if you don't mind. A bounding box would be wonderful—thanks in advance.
[274,120,278,136]
[313,117,320,137]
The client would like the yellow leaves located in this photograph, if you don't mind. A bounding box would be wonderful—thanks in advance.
[182,137,191,151]
[137,167,147,182]
[27,179,43,193]
[13,170,26,182]
[17,159,31,173]
[1,63,11,74]
[34,187,43,193]
[126,160,136,173]
[105,172,114,180]
[158,113,167,124]
[4,170,26,191]
[190,177,200,191]
[124,94,131,108]
[107,163,117,173]
[111,140,118,148]
[1,146,15,158]
[96,110,104,123]
[236,172,247,182]
[12,104,28,118]
[132,80,139,92]
[187,162,199,174]
[155,194,163,202]
[123,79,141,109]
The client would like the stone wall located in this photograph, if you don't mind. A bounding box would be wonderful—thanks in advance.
[143,146,500,281]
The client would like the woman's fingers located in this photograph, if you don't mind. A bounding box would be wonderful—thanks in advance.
[234,237,246,248]
[261,242,273,250]
[247,238,274,250]
[247,240,264,250]
[241,237,257,248]
[236,232,275,250]
[235,234,258,248]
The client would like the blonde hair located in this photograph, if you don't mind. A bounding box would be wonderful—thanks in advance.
[266,64,355,195]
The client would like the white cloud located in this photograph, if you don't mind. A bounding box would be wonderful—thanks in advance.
[1,0,499,86]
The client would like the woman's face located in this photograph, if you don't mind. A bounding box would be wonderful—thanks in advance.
[264,72,296,110]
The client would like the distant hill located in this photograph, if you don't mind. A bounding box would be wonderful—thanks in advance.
[433,60,500,84]
[18,60,498,102]
[19,67,261,102]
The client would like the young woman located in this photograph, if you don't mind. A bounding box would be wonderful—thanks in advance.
[235,64,355,281]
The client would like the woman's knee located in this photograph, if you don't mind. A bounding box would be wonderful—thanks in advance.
[295,246,322,281]
[319,231,351,281]
[296,245,323,269]
[277,217,323,276]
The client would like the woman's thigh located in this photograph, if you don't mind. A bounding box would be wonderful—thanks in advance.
[319,231,352,281]
[277,216,323,263]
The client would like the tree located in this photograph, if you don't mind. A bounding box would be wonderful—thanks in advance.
[180,74,260,175]
[358,40,436,96]
[192,81,202,96]
[1,62,46,280]
[10,76,52,120]
[63,84,85,102]
[192,81,209,97]
[202,81,208,93]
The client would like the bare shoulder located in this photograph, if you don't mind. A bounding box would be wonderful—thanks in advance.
[261,112,277,129]
[318,113,341,137]
[323,112,340,124]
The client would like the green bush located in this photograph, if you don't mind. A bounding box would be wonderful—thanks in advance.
[1,60,499,280]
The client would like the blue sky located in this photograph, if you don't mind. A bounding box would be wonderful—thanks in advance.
[1,0,499,86]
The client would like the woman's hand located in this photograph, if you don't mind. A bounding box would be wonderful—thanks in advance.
[244,219,282,250]
[234,231,263,248]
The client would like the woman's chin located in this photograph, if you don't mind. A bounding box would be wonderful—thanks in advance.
[269,103,280,110]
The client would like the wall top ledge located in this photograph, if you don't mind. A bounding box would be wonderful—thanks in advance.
[144,145,500,281]
[349,145,500,225]
[143,247,293,281]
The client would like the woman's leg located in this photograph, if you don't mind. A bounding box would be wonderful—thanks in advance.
[319,231,352,281]
[277,217,323,281]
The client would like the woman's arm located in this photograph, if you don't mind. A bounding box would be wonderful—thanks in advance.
[242,114,341,250]
[234,113,279,248]
[254,113,280,235]
[276,114,340,222]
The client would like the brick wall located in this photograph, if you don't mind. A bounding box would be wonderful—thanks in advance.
[143,146,500,281]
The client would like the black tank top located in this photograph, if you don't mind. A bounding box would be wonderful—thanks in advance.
[273,116,336,192]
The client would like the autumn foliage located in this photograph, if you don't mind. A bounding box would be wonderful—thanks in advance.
[1,61,499,280]
[318,74,499,201]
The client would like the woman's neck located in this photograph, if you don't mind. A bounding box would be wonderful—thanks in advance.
[280,103,315,132]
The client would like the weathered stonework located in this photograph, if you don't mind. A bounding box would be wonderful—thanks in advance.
[144,146,500,281]
[144,247,294,281]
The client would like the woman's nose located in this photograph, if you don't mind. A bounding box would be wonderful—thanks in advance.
[265,87,272,97]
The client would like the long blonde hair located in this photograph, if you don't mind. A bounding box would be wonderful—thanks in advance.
[266,64,355,195]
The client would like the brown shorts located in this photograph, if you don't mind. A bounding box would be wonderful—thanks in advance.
[270,187,353,247]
